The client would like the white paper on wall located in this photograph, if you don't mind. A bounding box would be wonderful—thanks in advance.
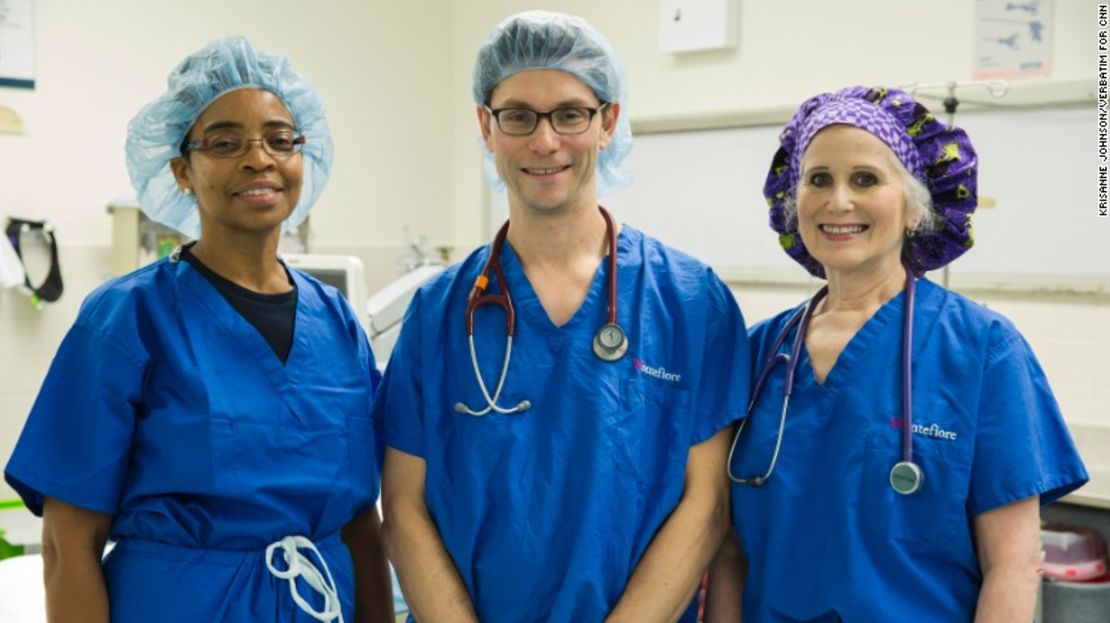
[973,0,1054,80]
[0,0,35,89]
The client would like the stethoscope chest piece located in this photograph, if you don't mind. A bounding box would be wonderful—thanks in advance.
[593,322,628,362]
[889,460,924,495]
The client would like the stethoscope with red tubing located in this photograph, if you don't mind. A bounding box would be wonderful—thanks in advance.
[453,207,628,417]
[727,268,924,495]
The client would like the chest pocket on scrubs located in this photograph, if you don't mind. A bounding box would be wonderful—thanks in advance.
[609,377,690,487]
[860,429,973,552]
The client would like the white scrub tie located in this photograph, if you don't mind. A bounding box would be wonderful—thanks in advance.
[265,535,345,623]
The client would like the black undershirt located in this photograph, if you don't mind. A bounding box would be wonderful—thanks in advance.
[180,245,297,363]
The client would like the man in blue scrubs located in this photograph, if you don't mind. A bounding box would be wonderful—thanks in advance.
[375,11,750,623]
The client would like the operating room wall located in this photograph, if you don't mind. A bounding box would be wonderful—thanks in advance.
[449,0,1110,504]
[1,0,457,246]
[0,0,456,499]
[449,0,1096,245]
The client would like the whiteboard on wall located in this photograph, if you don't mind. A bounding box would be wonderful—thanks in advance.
[489,104,1106,293]
[945,105,1105,292]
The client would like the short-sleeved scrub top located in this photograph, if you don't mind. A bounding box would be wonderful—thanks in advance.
[730,277,1088,622]
[5,255,381,622]
[374,225,751,623]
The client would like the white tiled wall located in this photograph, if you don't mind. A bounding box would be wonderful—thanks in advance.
[0,244,112,500]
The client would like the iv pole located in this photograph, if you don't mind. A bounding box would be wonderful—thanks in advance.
[901,80,1008,289]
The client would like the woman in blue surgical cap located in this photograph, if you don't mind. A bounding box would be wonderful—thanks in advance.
[4,37,392,622]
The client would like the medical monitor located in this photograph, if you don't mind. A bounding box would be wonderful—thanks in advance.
[366,264,444,366]
[282,254,369,335]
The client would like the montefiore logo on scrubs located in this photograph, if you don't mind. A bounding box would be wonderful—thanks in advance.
[634,358,682,383]
[891,417,958,441]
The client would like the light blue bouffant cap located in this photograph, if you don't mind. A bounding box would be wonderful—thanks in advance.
[472,11,633,197]
[125,36,334,239]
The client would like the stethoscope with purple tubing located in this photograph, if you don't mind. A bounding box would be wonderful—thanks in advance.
[453,207,628,417]
[727,268,924,495]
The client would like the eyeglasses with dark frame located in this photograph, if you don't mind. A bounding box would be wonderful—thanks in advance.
[485,103,609,136]
[183,131,306,159]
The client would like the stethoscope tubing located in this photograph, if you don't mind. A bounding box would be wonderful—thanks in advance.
[458,334,529,416]
[727,287,823,486]
[455,207,622,416]
[604,224,617,326]
[465,221,515,337]
[729,270,918,490]
[901,272,916,465]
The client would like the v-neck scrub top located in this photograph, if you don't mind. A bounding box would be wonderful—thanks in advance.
[4,255,382,622]
[374,225,751,623]
[729,278,1087,622]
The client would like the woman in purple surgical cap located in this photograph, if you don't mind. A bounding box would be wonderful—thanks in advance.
[706,86,1087,622]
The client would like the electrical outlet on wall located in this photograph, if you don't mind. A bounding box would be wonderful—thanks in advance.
[658,0,739,53]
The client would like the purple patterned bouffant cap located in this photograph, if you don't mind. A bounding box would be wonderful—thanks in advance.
[763,86,979,278]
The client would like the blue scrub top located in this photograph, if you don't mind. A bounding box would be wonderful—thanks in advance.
[5,257,382,622]
[730,278,1088,622]
[375,225,750,623]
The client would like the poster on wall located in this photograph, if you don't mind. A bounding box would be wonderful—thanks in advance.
[973,0,1054,80]
[0,0,34,89]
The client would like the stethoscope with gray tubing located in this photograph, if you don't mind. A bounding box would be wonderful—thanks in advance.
[727,268,924,495]
[454,207,628,416]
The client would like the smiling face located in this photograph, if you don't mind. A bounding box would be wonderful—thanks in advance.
[796,125,916,279]
[170,88,303,239]
[478,69,618,217]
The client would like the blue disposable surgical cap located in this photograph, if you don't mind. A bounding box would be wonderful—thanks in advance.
[472,11,632,196]
[125,36,334,239]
